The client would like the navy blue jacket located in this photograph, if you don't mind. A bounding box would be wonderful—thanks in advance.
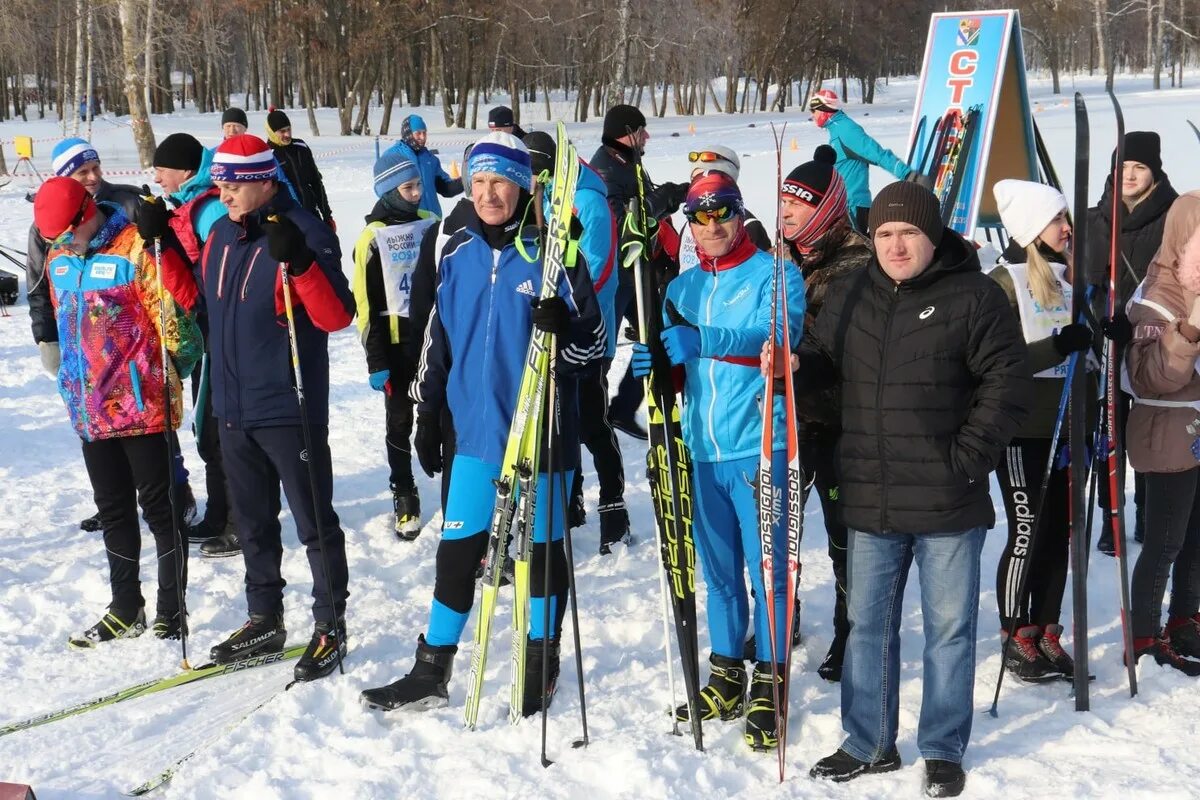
[411,199,606,470]
[199,190,354,429]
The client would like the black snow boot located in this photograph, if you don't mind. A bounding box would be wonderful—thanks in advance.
[675,653,747,722]
[598,501,632,555]
[1167,616,1200,660]
[200,527,241,558]
[521,636,561,717]
[392,486,421,541]
[1001,625,1059,683]
[743,662,784,752]
[294,618,347,682]
[810,747,902,783]
[68,607,146,649]
[360,635,458,711]
[925,759,967,797]
[210,612,286,664]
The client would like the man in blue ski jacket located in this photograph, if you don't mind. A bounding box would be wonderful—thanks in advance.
[524,130,629,553]
[632,171,805,752]
[359,132,606,715]
[810,89,912,232]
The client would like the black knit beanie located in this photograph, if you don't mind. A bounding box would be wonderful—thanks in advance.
[603,104,647,140]
[153,132,204,171]
[221,107,248,127]
[867,181,944,246]
[783,145,838,207]
[267,108,291,133]
[1120,131,1164,180]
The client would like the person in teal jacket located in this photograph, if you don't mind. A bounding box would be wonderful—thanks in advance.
[631,171,805,753]
[390,114,464,218]
[810,88,911,232]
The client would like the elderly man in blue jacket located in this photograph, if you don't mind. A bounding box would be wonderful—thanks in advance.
[192,134,356,683]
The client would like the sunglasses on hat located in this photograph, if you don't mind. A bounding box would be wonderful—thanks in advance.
[688,151,734,166]
[684,205,737,226]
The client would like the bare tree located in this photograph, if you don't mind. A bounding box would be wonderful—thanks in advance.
[118,0,156,166]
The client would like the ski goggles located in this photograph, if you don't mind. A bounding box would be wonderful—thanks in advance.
[688,151,735,166]
[684,205,737,226]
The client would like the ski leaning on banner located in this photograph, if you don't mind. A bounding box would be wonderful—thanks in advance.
[7,14,1200,800]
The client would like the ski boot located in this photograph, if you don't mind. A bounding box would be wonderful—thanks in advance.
[79,511,102,532]
[1001,625,1059,683]
[1133,635,1200,676]
[360,635,458,711]
[810,747,902,783]
[392,486,422,541]
[210,612,286,664]
[68,607,146,649]
[521,636,560,717]
[675,653,746,722]
[152,611,187,641]
[295,618,347,682]
[743,662,784,752]
[818,629,847,682]
[186,517,224,545]
[598,501,632,555]
[1097,519,1115,557]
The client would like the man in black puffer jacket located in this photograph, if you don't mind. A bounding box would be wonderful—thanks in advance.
[796,183,1030,798]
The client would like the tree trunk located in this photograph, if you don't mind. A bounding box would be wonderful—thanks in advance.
[72,0,85,135]
[1094,0,1112,91]
[144,0,154,116]
[607,0,631,108]
[84,4,94,140]
[118,0,155,167]
[1153,0,1165,89]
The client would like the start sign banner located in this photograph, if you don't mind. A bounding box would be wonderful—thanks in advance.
[907,10,1038,234]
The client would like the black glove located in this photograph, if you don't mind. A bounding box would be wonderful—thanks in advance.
[264,214,314,276]
[1102,312,1133,346]
[646,181,688,218]
[136,196,174,243]
[531,296,570,335]
[414,413,443,477]
[1052,323,1093,356]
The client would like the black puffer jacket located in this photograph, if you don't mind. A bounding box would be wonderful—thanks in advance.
[795,230,1031,535]
[26,179,141,344]
[271,139,333,223]
[1086,175,1177,302]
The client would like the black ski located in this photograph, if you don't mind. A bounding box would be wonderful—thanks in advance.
[1069,92,1091,710]
[1188,119,1200,144]
[1105,90,1138,697]
[906,114,928,168]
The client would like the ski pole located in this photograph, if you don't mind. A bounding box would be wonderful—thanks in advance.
[540,337,558,768]
[152,237,191,671]
[988,347,1081,716]
[274,229,345,676]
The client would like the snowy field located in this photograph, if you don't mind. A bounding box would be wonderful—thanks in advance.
[2,72,1200,798]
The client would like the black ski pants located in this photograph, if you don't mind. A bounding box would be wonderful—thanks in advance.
[995,437,1070,631]
[1132,468,1200,638]
[81,433,187,618]
[191,357,229,529]
[383,344,418,493]
[800,427,849,638]
[219,423,349,626]
[571,358,625,509]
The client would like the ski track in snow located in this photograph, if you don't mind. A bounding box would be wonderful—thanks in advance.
[2,73,1200,798]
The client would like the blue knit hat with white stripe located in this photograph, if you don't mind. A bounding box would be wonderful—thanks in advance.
[51,138,100,177]
[466,132,532,191]
[373,145,421,198]
[210,134,279,182]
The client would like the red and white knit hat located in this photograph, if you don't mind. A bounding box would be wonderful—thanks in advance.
[210,134,278,182]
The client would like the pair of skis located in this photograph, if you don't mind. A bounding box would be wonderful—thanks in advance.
[910,106,982,228]
[463,122,582,731]
[756,123,803,780]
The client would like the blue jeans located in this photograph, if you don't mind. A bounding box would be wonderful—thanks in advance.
[840,526,986,764]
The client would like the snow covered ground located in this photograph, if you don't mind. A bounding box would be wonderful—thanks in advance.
[2,72,1200,799]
